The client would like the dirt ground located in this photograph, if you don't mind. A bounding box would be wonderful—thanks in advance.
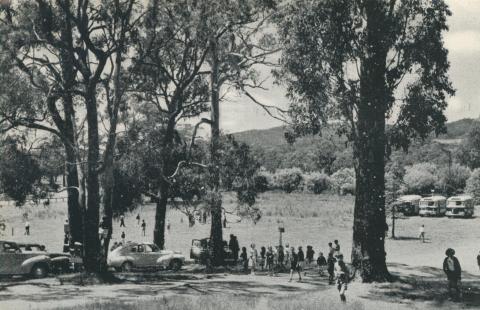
[1,192,480,309]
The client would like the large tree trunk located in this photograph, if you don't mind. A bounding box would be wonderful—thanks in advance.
[351,2,391,282]
[83,88,102,273]
[209,37,224,266]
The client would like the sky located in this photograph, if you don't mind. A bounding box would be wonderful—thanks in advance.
[219,0,480,134]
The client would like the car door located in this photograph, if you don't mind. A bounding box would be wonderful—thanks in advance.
[0,242,22,274]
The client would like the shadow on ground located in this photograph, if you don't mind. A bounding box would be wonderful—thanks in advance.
[361,263,480,308]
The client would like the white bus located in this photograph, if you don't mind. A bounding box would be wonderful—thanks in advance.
[446,195,474,218]
[396,195,422,216]
[419,196,447,217]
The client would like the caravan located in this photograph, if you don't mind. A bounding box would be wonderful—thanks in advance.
[446,195,474,218]
[396,195,422,216]
[419,196,447,217]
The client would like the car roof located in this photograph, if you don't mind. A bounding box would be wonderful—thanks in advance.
[398,195,422,201]
[448,195,473,201]
[420,196,446,201]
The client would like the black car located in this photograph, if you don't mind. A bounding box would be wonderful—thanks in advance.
[190,238,236,265]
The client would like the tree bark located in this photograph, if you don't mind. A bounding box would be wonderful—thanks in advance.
[351,1,391,282]
[209,37,224,266]
[83,87,101,273]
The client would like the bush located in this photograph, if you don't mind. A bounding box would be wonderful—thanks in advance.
[273,168,303,193]
[304,172,330,194]
[253,173,270,193]
[466,168,480,204]
[330,168,355,195]
[403,163,438,194]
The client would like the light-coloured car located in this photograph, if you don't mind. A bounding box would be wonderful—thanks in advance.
[0,240,51,278]
[107,242,185,272]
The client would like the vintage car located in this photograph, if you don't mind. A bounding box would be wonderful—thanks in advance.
[16,243,72,273]
[0,240,51,278]
[107,242,185,272]
[446,195,474,218]
[190,238,236,265]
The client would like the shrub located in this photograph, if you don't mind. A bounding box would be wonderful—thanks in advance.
[466,168,480,204]
[304,172,330,194]
[253,174,269,193]
[330,168,355,195]
[273,168,303,193]
[403,163,438,194]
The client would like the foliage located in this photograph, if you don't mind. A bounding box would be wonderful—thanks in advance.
[456,124,480,169]
[0,137,42,205]
[385,161,406,203]
[435,164,471,196]
[273,168,303,193]
[329,168,355,196]
[303,172,330,194]
[466,169,480,204]
[253,174,269,193]
[403,163,438,195]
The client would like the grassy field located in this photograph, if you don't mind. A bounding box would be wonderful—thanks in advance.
[2,191,480,309]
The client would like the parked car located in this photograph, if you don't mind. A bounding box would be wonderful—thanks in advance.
[107,242,185,272]
[395,195,422,216]
[0,240,51,278]
[190,238,235,265]
[446,195,474,218]
[419,196,447,217]
[16,242,72,274]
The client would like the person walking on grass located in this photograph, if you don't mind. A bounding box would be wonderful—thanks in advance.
[419,224,425,242]
[141,220,146,236]
[443,248,462,301]
[136,213,140,225]
[289,247,302,282]
[249,244,258,275]
[327,252,336,284]
[298,246,305,275]
[306,245,315,265]
[24,220,30,236]
[317,252,327,276]
[266,246,275,276]
[334,254,349,303]
[121,231,126,244]
[120,214,126,228]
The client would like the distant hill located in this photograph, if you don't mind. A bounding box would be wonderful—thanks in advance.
[232,118,478,172]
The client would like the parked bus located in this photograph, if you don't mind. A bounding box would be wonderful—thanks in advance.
[419,196,447,217]
[446,195,474,218]
[395,195,422,216]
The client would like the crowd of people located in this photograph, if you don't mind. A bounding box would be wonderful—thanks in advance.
[229,235,350,302]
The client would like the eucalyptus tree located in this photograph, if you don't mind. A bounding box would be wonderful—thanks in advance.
[276,0,454,281]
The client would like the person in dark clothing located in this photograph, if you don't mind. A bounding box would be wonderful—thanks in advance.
[121,231,126,244]
[266,246,275,276]
[317,252,327,276]
[141,220,146,236]
[260,246,266,271]
[297,246,305,273]
[443,248,462,301]
[229,234,240,263]
[240,247,248,272]
[327,252,336,284]
[289,247,302,282]
[63,234,70,253]
[477,251,480,271]
[120,214,126,227]
[306,245,315,265]
[277,245,285,269]
[136,213,140,225]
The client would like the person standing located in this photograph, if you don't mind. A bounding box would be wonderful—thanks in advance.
[334,254,349,303]
[419,224,425,243]
[443,248,462,301]
[260,246,266,271]
[277,245,285,270]
[317,252,327,276]
[249,244,258,275]
[306,245,315,265]
[328,242,335,256]
[240,247,248,272]
[136,213,140,226]
[167,220,171,232]
[266,246,275,276]
[229,234,240,263]
[333,240,341,257]
[289,247,302,282]
[24,220,30,236]
[121,231,126,244]
[327,252,336,284]
[141,220,146,236]
[284,244,291,266]
[477,251,480,271]
[120,214,126,227]
[298,246,305,275]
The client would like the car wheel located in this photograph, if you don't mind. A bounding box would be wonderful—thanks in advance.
[121,262,133,272]
[170,259,182,271]
[31,264,48,278]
